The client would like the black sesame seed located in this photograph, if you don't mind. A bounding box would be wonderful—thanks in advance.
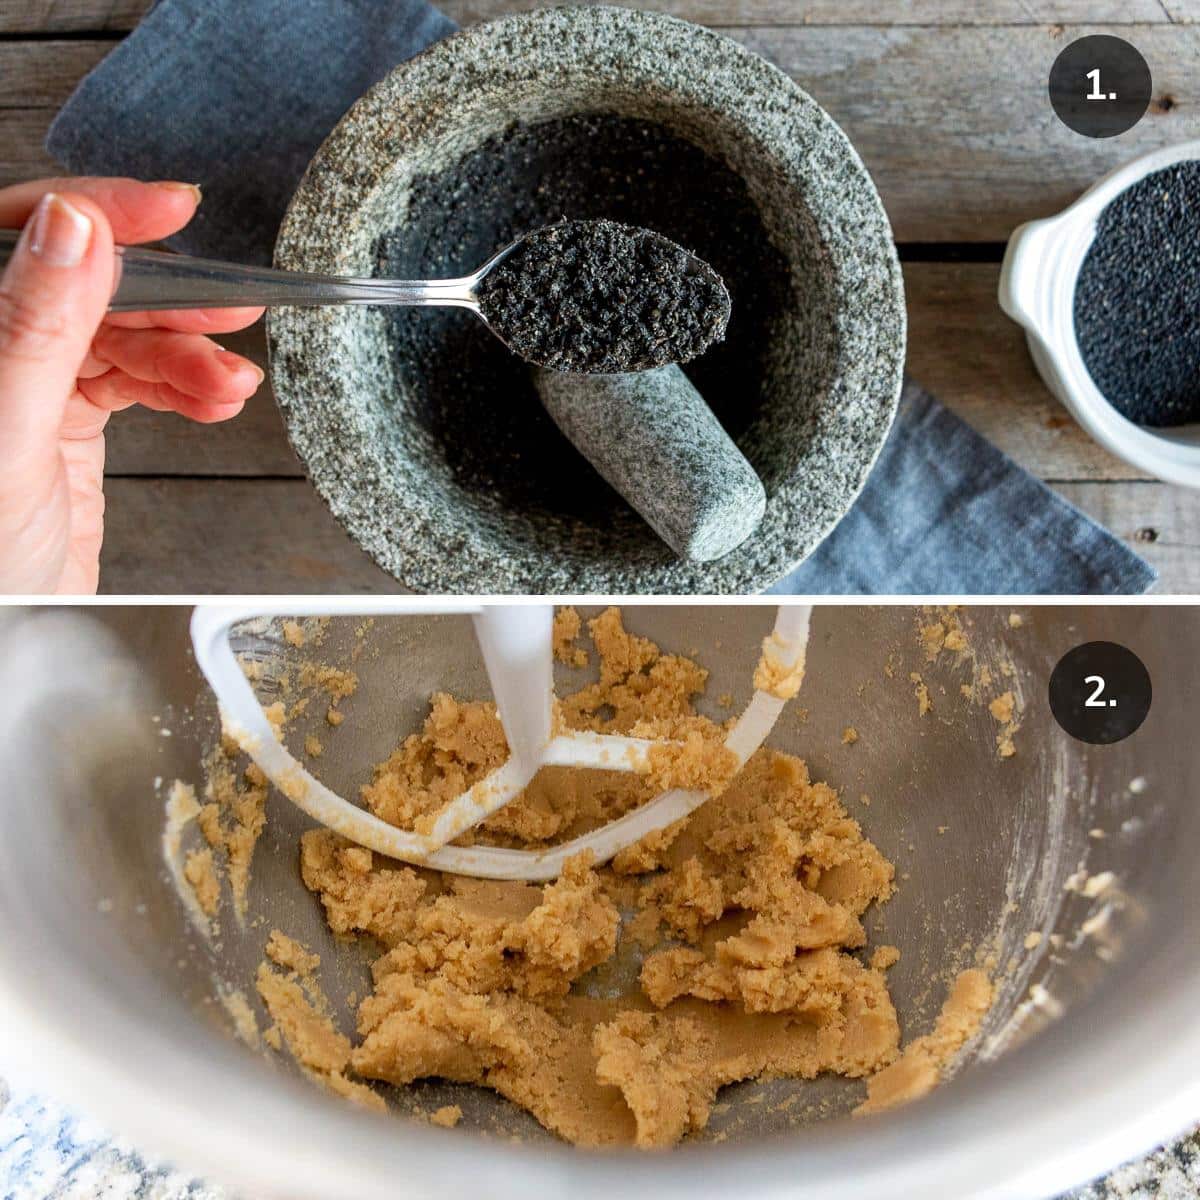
[1074,160,1200,427]
[476,219,731,373]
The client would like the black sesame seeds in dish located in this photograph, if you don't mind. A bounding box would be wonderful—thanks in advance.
[1074,160,1200,427]
[475,219,732,373]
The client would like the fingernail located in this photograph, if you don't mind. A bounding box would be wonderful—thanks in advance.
[217,350,264,384]
[157,181,203,204]
[28,194,93,268]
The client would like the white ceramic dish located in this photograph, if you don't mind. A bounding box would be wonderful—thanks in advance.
[999,139,1200,488]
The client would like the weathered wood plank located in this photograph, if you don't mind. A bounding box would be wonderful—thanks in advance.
[1055,482,1200,592]
[733,22,1199,241]
[3,0,1189,34]
[1163,0,1200,21]
[0,109,64,185]
[100,264,1145,482]
[104,324,304,477]
[903,263,1147,482]
[438,0,1186,25]
[3,26,1195,241]
[0,41,110,109]
[98,478,397,594]
[0,1,146,33]
[96,476,1193,594]
[456,2,1199,24]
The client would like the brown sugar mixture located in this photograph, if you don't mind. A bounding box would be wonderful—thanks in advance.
[855,968,993,1116]
[237,608,992,1147]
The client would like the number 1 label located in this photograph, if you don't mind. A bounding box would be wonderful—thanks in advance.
[1086,68,1117,101]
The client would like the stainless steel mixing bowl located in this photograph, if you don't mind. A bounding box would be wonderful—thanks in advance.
[0,604,1196,1200]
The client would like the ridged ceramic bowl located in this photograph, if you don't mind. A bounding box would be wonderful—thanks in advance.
[999,139,1200,488]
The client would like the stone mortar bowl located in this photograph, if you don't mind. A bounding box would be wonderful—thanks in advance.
[268,6,906,594]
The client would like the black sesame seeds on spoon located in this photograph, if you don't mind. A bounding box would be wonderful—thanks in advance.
[475,219,732,373]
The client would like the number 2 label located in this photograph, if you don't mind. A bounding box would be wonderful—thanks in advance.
[1085,675,1116,708]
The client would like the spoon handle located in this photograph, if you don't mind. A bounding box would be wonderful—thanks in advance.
[0,229,477,313]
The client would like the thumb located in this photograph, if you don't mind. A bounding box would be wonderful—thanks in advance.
[0,192,114,445]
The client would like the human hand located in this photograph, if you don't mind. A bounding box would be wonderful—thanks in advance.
[0,178,265,594]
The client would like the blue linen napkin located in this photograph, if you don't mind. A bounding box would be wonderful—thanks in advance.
[48,0,456,265]
[770,381,1156,594]
[46,0,1156,594]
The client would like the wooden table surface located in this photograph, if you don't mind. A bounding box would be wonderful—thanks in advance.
[4,0,1199,593]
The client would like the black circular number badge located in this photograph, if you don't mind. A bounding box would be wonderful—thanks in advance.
[1049,641,1152,745]
[1049,36,1152,139]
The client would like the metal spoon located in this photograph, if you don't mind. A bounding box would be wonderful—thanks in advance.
[0,221,729,372]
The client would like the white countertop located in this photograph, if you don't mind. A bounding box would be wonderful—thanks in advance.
[2,1075,1197,1200]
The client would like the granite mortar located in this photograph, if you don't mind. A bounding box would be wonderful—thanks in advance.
[268,6,906,593]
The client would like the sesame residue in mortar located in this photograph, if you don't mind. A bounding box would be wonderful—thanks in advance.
[1074,161,1200,427]
[476,219,731,373]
